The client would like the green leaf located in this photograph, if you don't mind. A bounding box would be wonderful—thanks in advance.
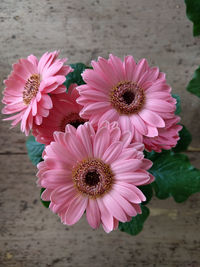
[150,151,200,202]
[144,149,170,162]
[173,125,192,153]
[172,94,181,115]
[64,63,89,89]
[40,188,50,208]
[138,184,153,205]
[26,136,45,166]
[118,205,149,235]
[185,0,200,36]
[186,66,200,98]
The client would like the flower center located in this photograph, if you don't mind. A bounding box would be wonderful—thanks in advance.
[110,81,145,115]
[59,112,86,132]
[23,74,40,105]
[72,158,114,198]
[85,171,100,186]
[122,91,135,105]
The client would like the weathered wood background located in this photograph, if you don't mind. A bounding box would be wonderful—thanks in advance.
[0,0,200,266]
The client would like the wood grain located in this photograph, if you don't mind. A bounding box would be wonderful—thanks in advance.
[0,0,200,266]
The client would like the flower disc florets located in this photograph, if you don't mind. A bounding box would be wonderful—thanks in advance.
[110,81,145,115]
[72,158,113,198]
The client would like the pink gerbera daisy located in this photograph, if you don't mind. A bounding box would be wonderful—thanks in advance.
[76,54,180,146]
[143,116,182,152]
[2,51,72,135]
[32,84,86,145]
[37,121,154,233]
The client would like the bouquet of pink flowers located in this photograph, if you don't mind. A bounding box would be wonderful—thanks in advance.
[2,51,200,234]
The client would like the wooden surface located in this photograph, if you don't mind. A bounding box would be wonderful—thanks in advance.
[0,0,200,266]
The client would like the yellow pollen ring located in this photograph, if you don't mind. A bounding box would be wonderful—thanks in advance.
[110,80,145,115]
[23,74,40,105]
[72,158,114,199]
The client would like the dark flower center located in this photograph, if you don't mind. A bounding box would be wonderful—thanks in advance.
[85,171,100,186]
[72,158,113,198]
[122,91,135,105]
[110,81,145,115]
[70,119,85,129]
[23,74,40,105]
[60,113,86,132]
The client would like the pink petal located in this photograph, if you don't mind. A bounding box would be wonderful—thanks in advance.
[145,99,175,113]
[38,52,55,74]
[76,124,94,158]
[21,104,31,134]
[39,94,53,109]
[115,172,150,185]
[133,128,144,143]
[124,55,136,81]
[118,115,133,133]
[64,195,88,225]
[97,198,114,232]
[102,141,123,164]
[117,182,146,202]
[110,126,121,143]
[111,159,142,173]
[121,131,133,148]
[80,102,110,117]
[35,115,42,125]
[32,99,37,116]
[139,109,165,128]
[65,132,87,160]
[27,54,38,66]
[110,189,138,216]
[93,126,110,158]
[82,69,111,91]
[146,125,158,137]
[108,54,125,82]
[98,109,119,124]
[86,199,101,229]
[43,61,65,78]
[102,193,127,222]
[92,57,118,86]
[130,114,148,135]
[41,188,52,201]
[50,184,76,204]
[132,58,148,83]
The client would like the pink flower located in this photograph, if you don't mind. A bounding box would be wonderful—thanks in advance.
[143,116,182,152]
[37,121,154,233]
[77,54,180,146]
[2,51,72,135]
[32,84,86,145]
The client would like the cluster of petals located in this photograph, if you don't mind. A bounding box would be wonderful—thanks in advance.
[32,83,84,145]
[143,116,182,152]
[2,51,72,135]
[37,121,154,233]
[76,54,181,150]
[2,52,182,232]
